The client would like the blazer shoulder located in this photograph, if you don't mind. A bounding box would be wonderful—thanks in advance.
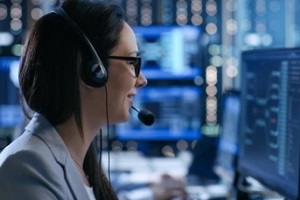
[0,144,71,199]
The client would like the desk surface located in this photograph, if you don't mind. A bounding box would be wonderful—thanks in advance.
[101,151,286,200]
[101,151,192,175]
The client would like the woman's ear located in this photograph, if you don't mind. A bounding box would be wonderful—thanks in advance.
[80,79,96,90]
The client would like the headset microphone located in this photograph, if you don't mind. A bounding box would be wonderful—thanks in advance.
[131,106,155,126]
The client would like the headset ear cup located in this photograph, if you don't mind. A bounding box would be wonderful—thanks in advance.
[82,60,108,88]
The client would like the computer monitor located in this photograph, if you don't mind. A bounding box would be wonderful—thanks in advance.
[133,25,201,80]
[0,56,22,128]
[215,91,240,181]
[238,48,300,199]
[115,85,202,140]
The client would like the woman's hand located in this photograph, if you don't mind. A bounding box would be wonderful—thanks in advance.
[149,174,188,200]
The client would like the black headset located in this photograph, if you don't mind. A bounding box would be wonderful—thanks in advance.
[52,7,108,88]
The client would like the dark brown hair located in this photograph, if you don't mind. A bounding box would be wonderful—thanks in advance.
[19,0,124,199]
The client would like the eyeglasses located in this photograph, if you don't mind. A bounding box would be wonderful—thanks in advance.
[108,56,141,77]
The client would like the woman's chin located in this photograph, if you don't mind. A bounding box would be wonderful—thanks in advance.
[112,112,131,125]
[122,112,131,122]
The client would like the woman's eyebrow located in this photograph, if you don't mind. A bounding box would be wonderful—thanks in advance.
[127,51,140,56]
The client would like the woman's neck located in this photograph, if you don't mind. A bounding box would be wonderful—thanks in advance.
[55,116,91,165]
[55,117,94,186]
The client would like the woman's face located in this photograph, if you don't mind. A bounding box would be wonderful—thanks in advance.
[105,22,147,124]
[80,22,147,129]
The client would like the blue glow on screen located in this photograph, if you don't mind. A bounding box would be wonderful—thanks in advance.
[133,26,201,80]
[0,56,22,128]
[115,86,202,140]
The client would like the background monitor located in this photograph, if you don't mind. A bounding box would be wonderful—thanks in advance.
[238,48,300,199]
[0,56,22,128]
[188,91,241,184]
[215,90,240,180]
[115,85,202,140]
[133,25,201,80]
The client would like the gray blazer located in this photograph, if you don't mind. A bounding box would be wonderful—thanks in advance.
[0,113,90,200]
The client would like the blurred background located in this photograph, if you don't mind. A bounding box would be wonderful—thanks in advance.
[1,0,299,155]
[1,1,300,198]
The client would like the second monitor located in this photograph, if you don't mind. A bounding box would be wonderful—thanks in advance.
[238,47,300,199]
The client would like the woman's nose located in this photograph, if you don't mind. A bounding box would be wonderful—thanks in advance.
[136,72,147,88]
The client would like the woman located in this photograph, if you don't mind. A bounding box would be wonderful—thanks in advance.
[0,0,146,199]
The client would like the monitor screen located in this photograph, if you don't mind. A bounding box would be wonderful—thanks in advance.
[0,56,22,128]
[115,85,202,140]
[238,48,300,199]
[215,91,240,179]
[133,26,201,80]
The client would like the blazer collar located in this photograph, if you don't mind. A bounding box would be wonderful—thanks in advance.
[25,113,90,200]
